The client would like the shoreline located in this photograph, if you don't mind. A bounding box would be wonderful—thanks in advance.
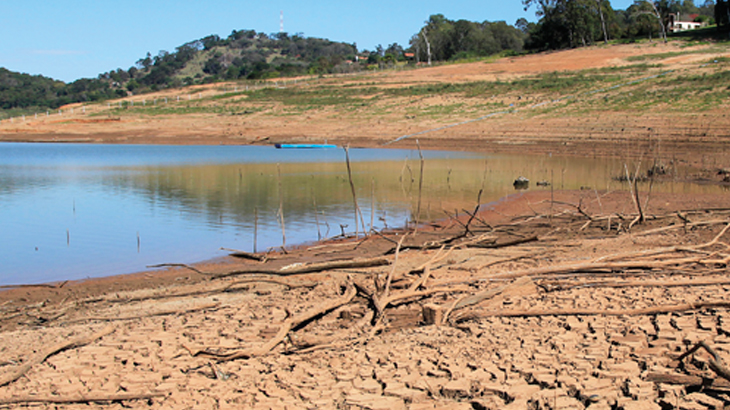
[1,139,728,295]
[1,188,729,408]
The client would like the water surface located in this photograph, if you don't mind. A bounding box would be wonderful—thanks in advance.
[0,143,722,285]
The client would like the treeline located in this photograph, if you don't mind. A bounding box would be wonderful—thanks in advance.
[524,0,719,50]
[0,68,124,112]
[408,15,528,62]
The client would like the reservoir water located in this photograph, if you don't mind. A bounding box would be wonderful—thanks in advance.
[0,143,723,285]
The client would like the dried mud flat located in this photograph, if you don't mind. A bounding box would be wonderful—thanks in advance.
[1,190,730,409]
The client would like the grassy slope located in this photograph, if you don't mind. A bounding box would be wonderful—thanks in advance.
[94,42,729,121]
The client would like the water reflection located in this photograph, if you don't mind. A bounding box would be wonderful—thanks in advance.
[0,143,723,285]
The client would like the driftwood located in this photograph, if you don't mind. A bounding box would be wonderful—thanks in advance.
[541,276,730,292]
[221,247,269,262]
[456,301,730,322]
[635,219,730,237]
[64,302,219,324]
[0,325,115,387]
[0,281,68,289]
[151,256,390,278]
[0,392,167,405]
[675,340,730,383]
[103,278,318,304]
[193,281,357,362]
[467,235,539,249]
[646,372,730,390]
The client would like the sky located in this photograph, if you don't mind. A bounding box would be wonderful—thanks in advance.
[1,0,635,83]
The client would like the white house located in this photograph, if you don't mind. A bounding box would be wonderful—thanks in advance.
[667,13,703,32]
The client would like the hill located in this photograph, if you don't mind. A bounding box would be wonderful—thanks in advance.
[109,30,360,93]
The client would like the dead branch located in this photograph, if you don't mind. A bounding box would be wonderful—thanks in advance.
[221,248,269,262]
[467,235,539,249]
[635,219,730,237]
[675,340,730,382]
[151,256,390,278]
[0,392,167,405]
[65,303,219,324]
[646,372,730,390]
[0,326,115,387]
[540,276,730,292]
[194,281,357,362]
[486,256,705,281]
[456,300,730,322]
[0,281,68,290]
[440,277,537,325]
[476,251,548,270]
[593,222,730,264]
[102,278,318,304]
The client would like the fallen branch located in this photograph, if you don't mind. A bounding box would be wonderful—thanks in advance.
[467,235,539,249]
[487,256,705,281]
[221,248,269,262]
[0,392,167,405]
[101,278,317,305]
[151,256,390,278]
[646,372,730,390]
[675,340,730,382]
[456,301,730,322]
[635,219,730,237]
[0,325,115,387]
[65,303,219,324]
[0,281,68,290]
[194,281,357,362]
[540,276,730,292]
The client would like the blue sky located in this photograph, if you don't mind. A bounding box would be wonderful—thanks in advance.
[1,0,634,83]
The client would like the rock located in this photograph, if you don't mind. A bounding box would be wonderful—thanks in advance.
[513,176,529,190]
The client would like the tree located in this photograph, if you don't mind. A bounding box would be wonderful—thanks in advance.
[420,27,432,65]
[385,43,404,60]
[524,0,616,48]
[717,0,730,29]
[633,0,668,42]
[136,52,152,70]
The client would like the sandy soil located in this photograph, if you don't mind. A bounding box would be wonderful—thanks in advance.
[1,42,730,409]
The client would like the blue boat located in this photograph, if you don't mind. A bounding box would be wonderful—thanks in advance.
[275,143,337,149]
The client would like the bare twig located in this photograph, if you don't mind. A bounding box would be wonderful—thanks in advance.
[0,326,115,387]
